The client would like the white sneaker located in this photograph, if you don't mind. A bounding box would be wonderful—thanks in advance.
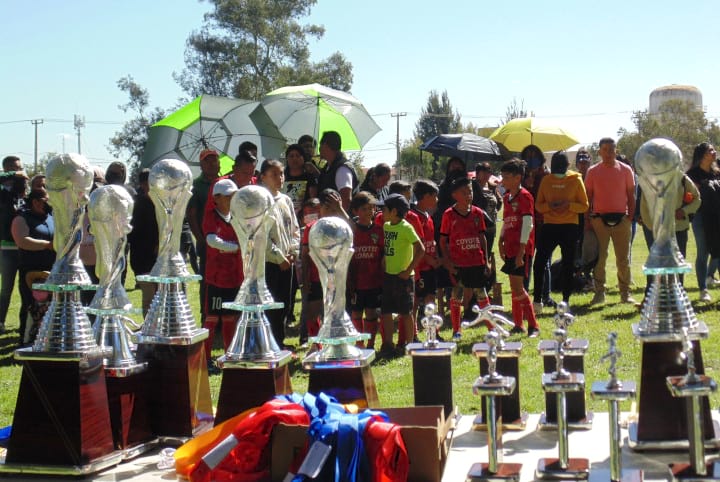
[700,289,712,302]
[707,277,720,287]
[533,302,543,313]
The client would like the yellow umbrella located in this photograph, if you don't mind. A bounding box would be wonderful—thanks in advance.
[490,117,579,152]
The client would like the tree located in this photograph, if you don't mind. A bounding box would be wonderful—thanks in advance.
[108,76,166,174]
[618,99,720,165]
[174,0,353,100]
[396,138,433,180]
[414,90,461,142]
[502,97,528,124]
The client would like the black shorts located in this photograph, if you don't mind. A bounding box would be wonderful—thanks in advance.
[415,269,437,298]
[306,281,323,301]
[435,266,453,289]
[204,284,239,316]
[454,265,488,289]
[501,256,530,277]
[381,273,414,315]
[349,288,382,312]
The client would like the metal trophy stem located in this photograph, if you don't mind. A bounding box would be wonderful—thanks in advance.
[467,331,521,482]
[630,139,718,451]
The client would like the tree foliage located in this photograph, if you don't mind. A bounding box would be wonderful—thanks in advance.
[174,0,353,100]
[108,76,166,174]
[618,99,720,166]
[502,97,528,124]
[396,138,433,180]
[414,90,461,142]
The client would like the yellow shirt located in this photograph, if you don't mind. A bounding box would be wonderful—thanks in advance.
[535,171,589,225]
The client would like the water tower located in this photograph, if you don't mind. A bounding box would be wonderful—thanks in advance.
[649,85,703,114]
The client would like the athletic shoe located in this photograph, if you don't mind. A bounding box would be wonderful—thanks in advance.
[452,331,462,340]
[590,292,606,305]
[542,297,557,309]
[378,342,396,359]
[620,294,638,304]
[528,327,540,338]
[700,289,712,302]
[510,326,525,335]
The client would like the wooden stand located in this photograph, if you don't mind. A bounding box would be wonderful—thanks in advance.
[629,339,719,451]
[538,339,592,430]
[2,351,122,475]
[473,341,525,430]
[105,369,156,459]
[407,342,456,419]
[136,341,213,443]
[303,350,378,408]
[214,359,293,426]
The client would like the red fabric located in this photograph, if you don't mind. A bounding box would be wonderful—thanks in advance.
[203,209,243,288]
[511,295,523,328]
[364,419,409,482]
[520,293,538,329]
[351,221,384,290]
[204,175,257,223]
[450,298,461,333]
[502,188,535,258]
[412,208,437,272]
[301,220,320,283]
[440,205,487,267]
[189,399,309,482]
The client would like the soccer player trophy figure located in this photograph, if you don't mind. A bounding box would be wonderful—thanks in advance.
[630,138,716,450]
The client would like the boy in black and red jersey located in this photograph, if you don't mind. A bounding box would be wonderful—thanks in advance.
[410,180,441,326]
[499,159,539,338]
[439,177,491,339]
[349,191,384,349]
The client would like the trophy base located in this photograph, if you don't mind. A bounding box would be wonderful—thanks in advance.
[0,450,123,477]
[472,412,529,432]
[214,362,293,426]
[588,468,644,482]
[466,462,523,481]
[134,328,208,346]
[669,461,720,481]
[474,342,524,431]
[4,355,118,472]
[540,343,591,429]
[218,349,293,369]
[535,458,589,480]
[136,341,214,442]
[628,421,720,451]
[106,370,157,459]
[538,411,594,431]
[408,342,456,419]
[304,350,379,408]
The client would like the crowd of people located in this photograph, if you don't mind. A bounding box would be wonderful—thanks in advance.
[0,135,718,360]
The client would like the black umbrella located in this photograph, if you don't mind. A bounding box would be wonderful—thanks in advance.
[420,133,504,162]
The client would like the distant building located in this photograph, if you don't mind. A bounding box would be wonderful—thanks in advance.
[649,84,703,114]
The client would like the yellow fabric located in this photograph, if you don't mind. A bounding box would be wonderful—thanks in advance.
[534,171,589,225]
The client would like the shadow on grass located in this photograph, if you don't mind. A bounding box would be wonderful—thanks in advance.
[0,330,22,367]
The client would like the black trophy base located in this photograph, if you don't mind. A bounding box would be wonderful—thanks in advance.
[408,343,454,419]
[535,458,589,480]
[541,344,590,428]
[475,342,523,430]
[214,365,293,426]
[669,461,720,481]
[467,462,523,481]
[306,364,379,408]
[632,340,718,451]
[105,371,158,459]
[136,341,214,444]
[588,468,644,482]
[3,355,122,474]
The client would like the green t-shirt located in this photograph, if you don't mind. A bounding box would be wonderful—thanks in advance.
[383,219,421,275]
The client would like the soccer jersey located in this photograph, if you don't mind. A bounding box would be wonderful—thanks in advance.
[202,209,243,288]
[502,187,535,258]
[301,220,320,283]
[411,207,437,272]
[383,219,421,275]
[351,220,384,290]
[440,205,487,267]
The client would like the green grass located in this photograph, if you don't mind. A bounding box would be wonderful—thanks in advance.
[0,230,718,427]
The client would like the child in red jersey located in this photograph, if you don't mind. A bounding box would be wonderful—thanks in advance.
[499,159,539,338]
[411,180,441,326]
[349,191,384,348]
[439,177,491,339]
[202,179,243,364]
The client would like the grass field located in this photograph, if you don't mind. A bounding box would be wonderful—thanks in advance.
[0,230,718,427]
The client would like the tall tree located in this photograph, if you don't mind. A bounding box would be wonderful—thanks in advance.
[108,76,166,174]
[618,99,720,165]
[502,97,528,124]
[414,90,461,142]
[174,0,353,100]
[396,138,433,181]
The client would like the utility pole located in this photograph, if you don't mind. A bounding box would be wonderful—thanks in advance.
[74,114,85,154]
[391,112,406,176]
[30,119,43,173]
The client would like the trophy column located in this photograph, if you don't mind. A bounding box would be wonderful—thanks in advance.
[134,159,212,443]
[466,331,522,482]
[535,328,589,480]
[214,186,292,425]
[302,217,378,408]
[630,139,719,451]
[590,332,643,482]
[1,153,122,475]
[406,303,457,419]
[538,303,592,430]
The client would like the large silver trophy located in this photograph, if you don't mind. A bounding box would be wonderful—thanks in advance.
[136,158,205,344]
[86,185,145,374]
[221,185,290,363]
[634,138,700,336]
[306,216,371,361]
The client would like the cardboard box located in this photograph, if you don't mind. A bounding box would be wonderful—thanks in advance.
[270,405,452,482]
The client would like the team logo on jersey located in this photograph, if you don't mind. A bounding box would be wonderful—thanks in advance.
[370,233,379,244]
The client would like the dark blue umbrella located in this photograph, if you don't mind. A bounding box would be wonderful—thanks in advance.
[420,133,504,162]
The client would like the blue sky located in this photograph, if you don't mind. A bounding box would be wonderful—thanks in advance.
[2,0,719,170]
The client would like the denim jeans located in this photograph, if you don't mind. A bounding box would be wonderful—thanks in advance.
[692,214,718,290]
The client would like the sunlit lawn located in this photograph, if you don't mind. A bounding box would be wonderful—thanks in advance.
[0,229,718,427]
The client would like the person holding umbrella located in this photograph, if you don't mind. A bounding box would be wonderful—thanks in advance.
[317,131,359,211]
